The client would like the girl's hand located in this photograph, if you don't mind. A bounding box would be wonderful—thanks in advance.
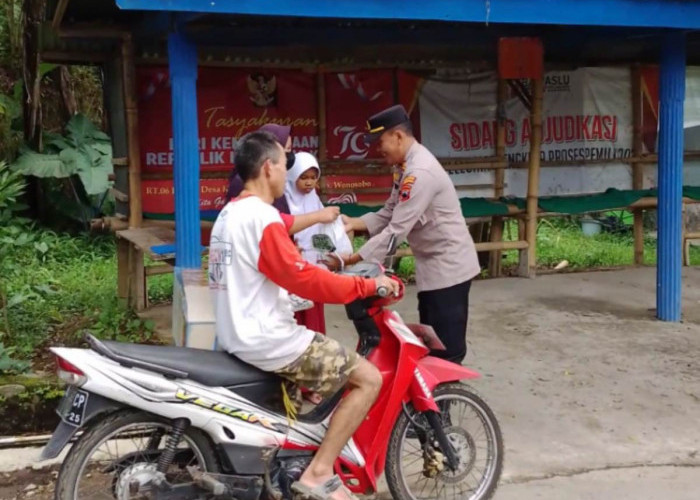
[316,206,340,224]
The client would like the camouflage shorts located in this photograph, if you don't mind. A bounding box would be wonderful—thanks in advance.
[274,334,360,403]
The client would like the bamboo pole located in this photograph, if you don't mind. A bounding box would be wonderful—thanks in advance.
[475,240,529,252]
[121,36,143,228]
[489,79,508,277]
[519,77,544,277]
[631,66,645,265]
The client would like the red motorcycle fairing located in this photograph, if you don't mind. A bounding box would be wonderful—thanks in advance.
[282,309,482,495]
[410,355,481,412]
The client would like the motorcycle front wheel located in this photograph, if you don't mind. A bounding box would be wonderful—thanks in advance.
[55,409,219,500]
[385,383,504,500]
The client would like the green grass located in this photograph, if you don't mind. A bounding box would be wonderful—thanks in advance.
[501,219,700,271]
[1,229,170,369]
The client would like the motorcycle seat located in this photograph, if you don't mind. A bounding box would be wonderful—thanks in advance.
[94,337,279,387]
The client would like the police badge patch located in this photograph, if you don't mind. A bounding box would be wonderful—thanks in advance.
[399,175,416,201]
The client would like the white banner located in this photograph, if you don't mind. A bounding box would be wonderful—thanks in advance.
[419,68,635,197]
[418,71,497,198]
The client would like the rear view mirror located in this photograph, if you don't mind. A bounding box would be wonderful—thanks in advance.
[312,234,336,252]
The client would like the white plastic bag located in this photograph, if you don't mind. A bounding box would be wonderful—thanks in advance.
[318,217,353,255]
[300,218,353,267]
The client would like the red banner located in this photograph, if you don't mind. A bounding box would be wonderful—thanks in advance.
[138,67,318,176]
[137,67,317,215]
[323,174,394,204]
[324,71,394,160]
[137,66,401,213]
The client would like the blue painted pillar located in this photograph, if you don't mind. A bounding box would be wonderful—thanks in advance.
[168,32,201,269]
[657,32,685,322]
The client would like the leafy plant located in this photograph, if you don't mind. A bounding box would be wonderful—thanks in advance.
[0,158,25,212]
[12,114,113,195]
[11,113,114,229]
[0,342,30,374]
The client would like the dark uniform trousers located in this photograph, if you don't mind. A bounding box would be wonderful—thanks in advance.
[418,279,472,364]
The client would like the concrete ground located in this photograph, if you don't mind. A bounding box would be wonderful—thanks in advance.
[2,267,700,498]
[323,266,700,498]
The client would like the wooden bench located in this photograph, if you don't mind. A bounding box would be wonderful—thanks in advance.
[116,226,178,311]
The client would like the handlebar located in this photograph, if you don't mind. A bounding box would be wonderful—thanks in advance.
[335,260,403,301]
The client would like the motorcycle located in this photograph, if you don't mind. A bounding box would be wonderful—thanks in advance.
[41,235,503,499]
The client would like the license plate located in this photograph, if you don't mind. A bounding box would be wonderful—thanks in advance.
[57,386,89,427]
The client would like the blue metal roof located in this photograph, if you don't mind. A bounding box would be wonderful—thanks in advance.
[116,0,700,29]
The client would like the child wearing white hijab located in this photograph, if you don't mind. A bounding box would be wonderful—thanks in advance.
[285,152,353,268]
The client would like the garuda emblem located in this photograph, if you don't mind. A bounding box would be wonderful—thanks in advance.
[247,73,277,107]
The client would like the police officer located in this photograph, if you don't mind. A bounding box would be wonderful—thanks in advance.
[339,105,480,363]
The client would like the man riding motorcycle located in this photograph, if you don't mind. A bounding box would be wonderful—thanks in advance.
[209,130,400,500]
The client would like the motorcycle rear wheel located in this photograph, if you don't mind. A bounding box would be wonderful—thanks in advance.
[385,383,503,500]
[55,409,219,500]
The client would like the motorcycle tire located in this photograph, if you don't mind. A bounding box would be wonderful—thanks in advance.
[385,383,504,500]
[55,409,219,500]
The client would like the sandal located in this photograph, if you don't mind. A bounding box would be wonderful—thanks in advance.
[291,475,358,500]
